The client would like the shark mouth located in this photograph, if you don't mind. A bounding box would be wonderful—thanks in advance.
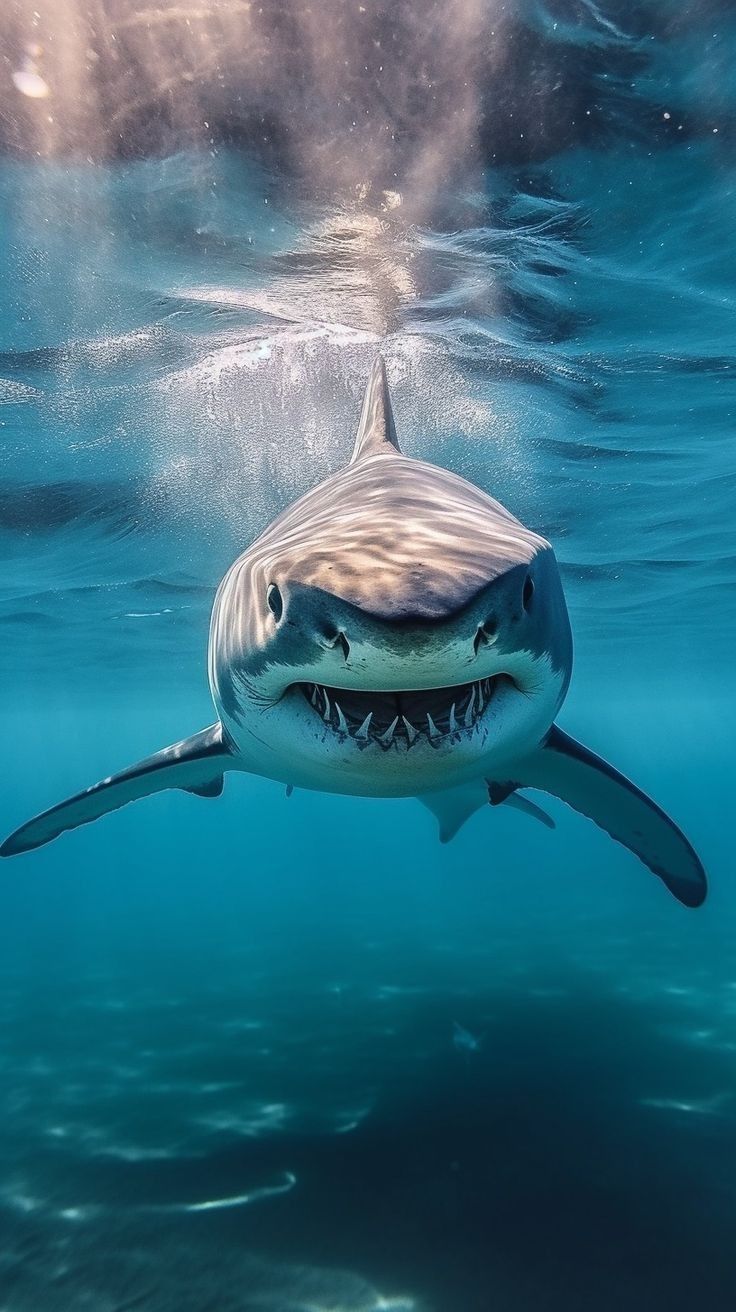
[297,677,500,749]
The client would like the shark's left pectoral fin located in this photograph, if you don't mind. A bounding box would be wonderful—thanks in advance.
[1,723,233,857]
[512,726,706,907]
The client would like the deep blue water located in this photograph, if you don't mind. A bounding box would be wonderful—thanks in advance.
[1,3,735,1309]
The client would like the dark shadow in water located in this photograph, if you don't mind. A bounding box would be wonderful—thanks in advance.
[2,968,736,1310]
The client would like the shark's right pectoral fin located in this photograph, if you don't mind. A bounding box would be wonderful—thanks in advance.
[1,723,233,857]
[511,726,706,907]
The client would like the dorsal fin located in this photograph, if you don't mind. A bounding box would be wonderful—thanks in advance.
[350,355,402,463]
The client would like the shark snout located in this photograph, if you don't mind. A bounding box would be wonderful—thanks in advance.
[266,560,545,689]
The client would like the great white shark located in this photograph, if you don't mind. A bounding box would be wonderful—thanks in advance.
[1,358,706,907]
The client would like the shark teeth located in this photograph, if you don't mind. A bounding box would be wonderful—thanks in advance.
[377,715,399,748]
[354,711,373,741]
[301,677,497,749]
[463,685,476,728]
[402,715,418,745]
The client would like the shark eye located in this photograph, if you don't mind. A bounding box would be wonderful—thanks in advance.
[523,574,535,611]
[266,583,284,621]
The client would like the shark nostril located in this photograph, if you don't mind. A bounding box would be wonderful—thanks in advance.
[320,628,351,660]
[473,617,498,656]
[266,583,284,622]
[523,574,535,611]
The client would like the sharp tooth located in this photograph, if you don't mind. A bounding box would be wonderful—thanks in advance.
[310,685,318,706]
[335,702,348,734]
[378,715,399,746]
[402,715,418,745]
[354,711,373,740]
[449,703,458,733]
[426,711,440,739]
[476,681,484,714]
[322,690,331,722]
[464,686,476,728]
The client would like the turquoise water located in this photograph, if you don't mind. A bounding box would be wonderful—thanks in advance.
[1,4,735,1308]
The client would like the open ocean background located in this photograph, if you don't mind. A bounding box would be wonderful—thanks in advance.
[0,1,734,1308]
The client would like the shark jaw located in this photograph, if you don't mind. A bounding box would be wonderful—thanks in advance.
[295,675,505,750]
[215,619,570,795]
[222,656,566,799]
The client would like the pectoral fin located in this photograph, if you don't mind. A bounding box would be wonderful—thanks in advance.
[1,723,233,857]
[511,726,706,907]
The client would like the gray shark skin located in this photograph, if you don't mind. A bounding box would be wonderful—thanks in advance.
[1,359,706,908]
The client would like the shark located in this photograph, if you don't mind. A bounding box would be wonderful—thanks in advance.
[0,358,706,907]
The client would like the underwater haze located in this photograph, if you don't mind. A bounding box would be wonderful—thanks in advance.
[1,1,735,1308]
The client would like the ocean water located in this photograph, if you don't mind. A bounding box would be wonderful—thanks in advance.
[1,3,735,1309]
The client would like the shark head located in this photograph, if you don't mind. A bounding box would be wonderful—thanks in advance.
[209,358,573,796]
